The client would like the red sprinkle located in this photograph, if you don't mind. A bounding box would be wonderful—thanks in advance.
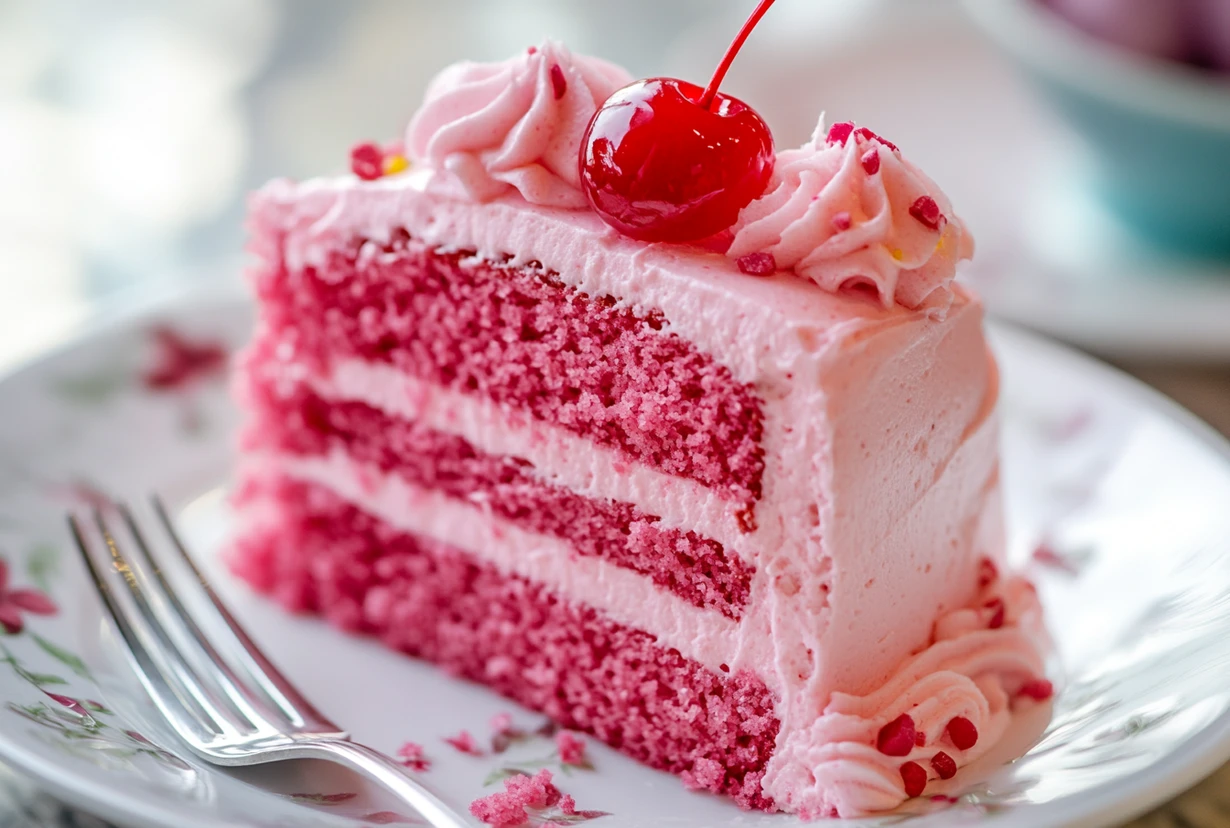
[826,121,855,145]
[978,557,999,589]
[915,731,926,748]
[909,196,947,231]
[930,751,958,780]
[395,742,430,772]
[831,211,852,232]
[736,252,777,276]
[527,45,538,55]
[854,126,900,152]
[877,714,917,757]
[861,148,881,175]
[946,716,979,751]
[1017,679,1055,701]
[985,597,1006,630]
[350,142,384,181]
[900,761,928,798]
[549,64,567,99]
[827,122,901,152]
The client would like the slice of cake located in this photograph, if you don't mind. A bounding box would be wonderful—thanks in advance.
[231,33,1050,820]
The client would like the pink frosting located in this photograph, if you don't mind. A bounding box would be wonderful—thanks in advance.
[727,120,975,313]
[769,577,1048,817]
[253,98,1045,816]
[405,41,632,209]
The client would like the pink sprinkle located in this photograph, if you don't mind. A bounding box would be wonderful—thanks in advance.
[1017,678,1055,702]
[736,252,776,276]
[550,64,567,100]
[490,713,514,734]
[826,121,855,145]
[555,731,587,766]
[909,196,947,231]
[350,141,384,181]
[527,45,538,55]
[876,714,917,757]
[1052,408,1095,442]
[900,761,927,798]
[143,326,227,392]
[946,716,979,751]
[1032,542,1079,575]
[861,148,881,175]
[831,212,852,232]
[984,597,1006,630]
[931,795,960,804]
[930,751,957,780]
[444,730,483,756]
[395,742,430,772]
[978,557,999,589]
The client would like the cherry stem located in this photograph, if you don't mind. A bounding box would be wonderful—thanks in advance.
[697,0,778,110]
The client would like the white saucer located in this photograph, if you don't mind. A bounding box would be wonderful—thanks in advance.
[0,287,1229,827]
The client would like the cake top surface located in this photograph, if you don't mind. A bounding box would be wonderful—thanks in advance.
[315,37,975,318]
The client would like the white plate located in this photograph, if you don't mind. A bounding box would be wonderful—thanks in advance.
[726,0,1230,362]
[0,286,1229,828]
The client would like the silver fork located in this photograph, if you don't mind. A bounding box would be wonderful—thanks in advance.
[68,497,471,827]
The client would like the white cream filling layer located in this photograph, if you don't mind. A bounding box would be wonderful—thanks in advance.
[270,448,742,674]
[313,358,750,554]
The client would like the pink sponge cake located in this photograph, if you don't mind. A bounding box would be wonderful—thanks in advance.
[231,30,1050,820]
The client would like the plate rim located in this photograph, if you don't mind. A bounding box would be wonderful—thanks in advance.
[0,283,1228,828]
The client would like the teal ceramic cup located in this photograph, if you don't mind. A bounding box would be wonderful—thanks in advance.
[965,0,1230,258]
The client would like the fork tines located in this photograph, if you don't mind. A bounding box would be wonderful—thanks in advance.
[68,498,344,756]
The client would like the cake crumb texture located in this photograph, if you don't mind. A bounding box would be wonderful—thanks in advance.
[232,474,780,810]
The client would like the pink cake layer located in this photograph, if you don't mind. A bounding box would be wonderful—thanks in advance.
[250,230,765,509]
[232,474,780,810]
[241,373,752,617]
[242,173,1048,816]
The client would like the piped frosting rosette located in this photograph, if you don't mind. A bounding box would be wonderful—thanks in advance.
[728,120,975,314]
[765,575,1050,818]
[406,40,633,209]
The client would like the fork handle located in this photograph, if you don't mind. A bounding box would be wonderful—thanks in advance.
[297,739,472,827]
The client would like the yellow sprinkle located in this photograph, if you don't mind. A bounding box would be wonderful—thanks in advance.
[382,154,409,175]
[890,248,905,261]
[935,234,946,253]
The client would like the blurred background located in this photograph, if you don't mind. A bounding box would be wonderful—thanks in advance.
[1,1,1230,823]
[2,0,1229,426]
[4,0,1230,430]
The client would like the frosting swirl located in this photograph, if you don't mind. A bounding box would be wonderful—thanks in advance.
[765,576,1049,817]
[727,120,974,314]
[406,41,633,209]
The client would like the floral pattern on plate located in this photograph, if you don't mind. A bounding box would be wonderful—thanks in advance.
[0,287,1228,827]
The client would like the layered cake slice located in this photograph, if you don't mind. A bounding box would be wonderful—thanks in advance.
[231,25,1050,820]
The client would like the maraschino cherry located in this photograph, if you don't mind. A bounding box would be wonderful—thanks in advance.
[579,0,778,243]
